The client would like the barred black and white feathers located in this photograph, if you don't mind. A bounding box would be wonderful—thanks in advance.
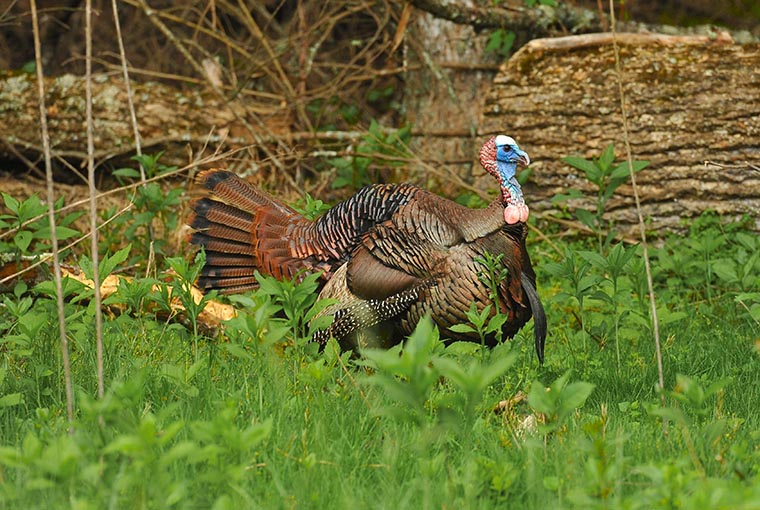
[187,136,547,362]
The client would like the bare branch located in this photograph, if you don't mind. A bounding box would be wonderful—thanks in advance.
[408,0,604,33]
[30,0,75,431]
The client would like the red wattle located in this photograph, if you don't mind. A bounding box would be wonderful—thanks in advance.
[503,204,530,224]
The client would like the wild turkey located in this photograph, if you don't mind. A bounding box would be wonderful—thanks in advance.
[187,135,547,362]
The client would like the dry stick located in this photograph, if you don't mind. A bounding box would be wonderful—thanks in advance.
[111,0,145,181]
[30,0,75,430]
[110,0,157,276]
[85,0,105,402]
[233,0,314,132]
[135,0,300,192]
[609,1,666,428]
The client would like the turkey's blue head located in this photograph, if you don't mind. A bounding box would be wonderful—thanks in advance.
[479,135,531,224]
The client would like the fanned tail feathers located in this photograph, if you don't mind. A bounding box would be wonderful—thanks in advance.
[188,170,309,293]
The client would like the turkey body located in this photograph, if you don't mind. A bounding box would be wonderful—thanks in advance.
[188,170,547,362]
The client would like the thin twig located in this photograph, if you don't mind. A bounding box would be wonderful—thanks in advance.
[609,0,666,432]
[134,0,300,191]
[85,0,105,403]
[0,203,134,286]
[704,160,760,174]
[111,0,145,179]
[110,0,156,274]
[30,0,75,431]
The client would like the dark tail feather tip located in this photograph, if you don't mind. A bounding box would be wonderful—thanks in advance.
[521,273,547,364]
[189,197,218,219]
[199,170,236,190]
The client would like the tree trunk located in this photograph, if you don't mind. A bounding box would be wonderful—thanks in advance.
[401,4,499,189]
[478,33,760,234]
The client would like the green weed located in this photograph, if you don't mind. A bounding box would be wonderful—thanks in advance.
[0,145,759,509]
[329,121,411,190]
[0,193,81,261]
[102,152,182,268]
[556,144,649,251]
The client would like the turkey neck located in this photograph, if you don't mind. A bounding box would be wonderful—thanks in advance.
[454,198,509,242]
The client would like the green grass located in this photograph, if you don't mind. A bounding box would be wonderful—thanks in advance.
[1,210,759,509]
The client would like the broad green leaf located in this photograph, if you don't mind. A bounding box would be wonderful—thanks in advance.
[113,167,141,179]
[705,378,732,398]
[559,381,595,412]
[711,259,739,284]
[444,341,482,356]
[543,262,569,278]
[103,434,145,454]
[575,209,596,230]
[598,144,616,172]
[551,188,584,204]
[432,358,468,389]
[750,303,760,321]
[647,405,689,426]
[0,393,24,408]
[656,307,687,325]
[2,193,20,214]
[486,313,508,335]
[610,160,649,181]
[449,323,477,334]
[100,244,132,279]
[34,225,79,241]
[577,274,602,293]
[563,156,600,183]
[578,250,607,270]
[527,380,555,415]
[13,231,32,252]
[478,352,518,390]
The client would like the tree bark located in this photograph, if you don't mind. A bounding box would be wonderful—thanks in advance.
[478,33,760,234]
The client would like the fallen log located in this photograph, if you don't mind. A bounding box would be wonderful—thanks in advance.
[0,72,290,179]
[478,33,760,234]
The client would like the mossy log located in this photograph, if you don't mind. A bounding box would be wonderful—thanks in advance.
[478,33,760,233]
[0,73,290,180]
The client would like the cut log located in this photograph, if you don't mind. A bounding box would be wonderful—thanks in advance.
[478,33,760,234]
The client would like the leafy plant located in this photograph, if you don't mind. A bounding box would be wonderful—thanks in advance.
[578,243,638,370]
[485,28,516,58]
[654,212,760,304]
[647,374,734,475]
[448,251,510,349]
[166,251,216,350]
[449,302,507,351]
[102,152,182,267]
[253,270,335,346]
[362,316,444,425]
[224,292,291,349]
[556,144,649,251]
[527,370,595,434]
[291,193,332,220]
[330,121,411,190]
[544,248,602,353]
[0,193,81,259]
[433,344,517,431]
